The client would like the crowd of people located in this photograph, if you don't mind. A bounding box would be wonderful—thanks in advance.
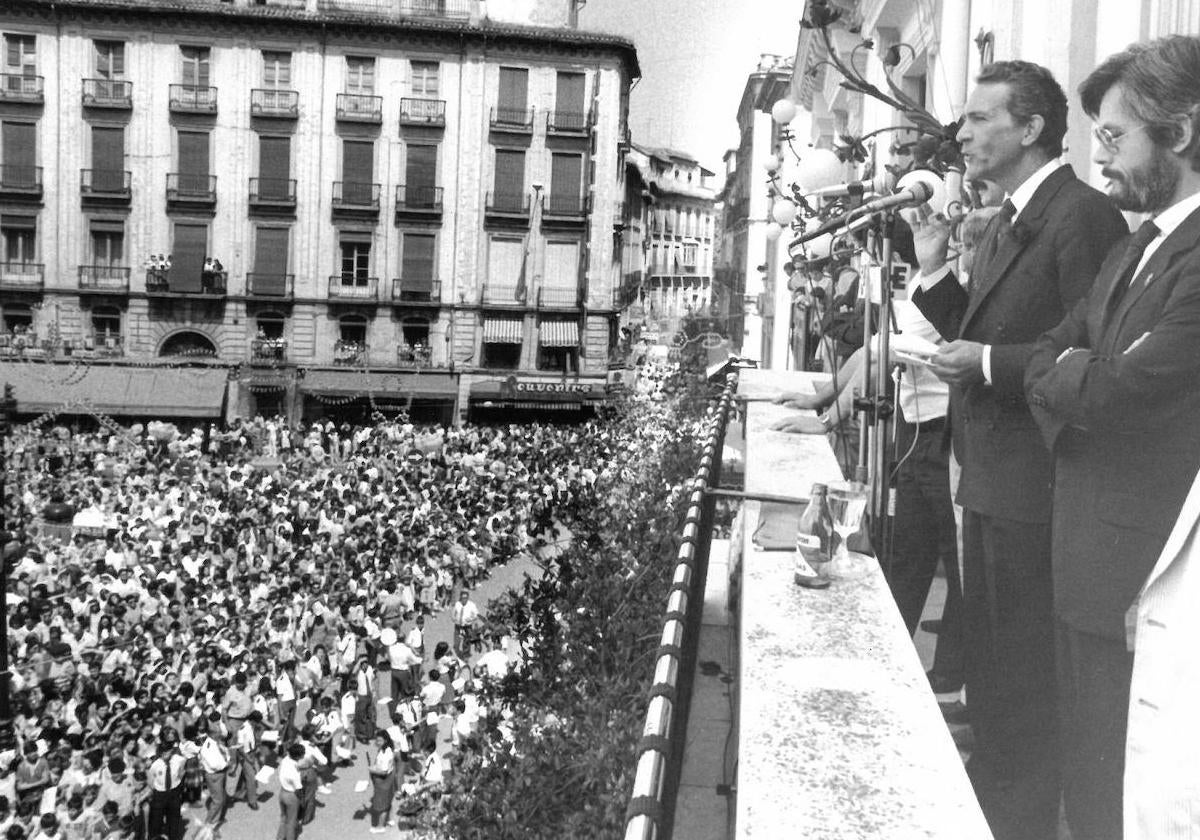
[0,405,640,840]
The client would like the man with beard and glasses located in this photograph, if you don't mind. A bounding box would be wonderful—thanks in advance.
[1025,35,1200,840]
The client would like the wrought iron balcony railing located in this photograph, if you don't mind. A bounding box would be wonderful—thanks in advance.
[0,165,43,196]
[166,173,217,203]
[394,184,443,211]
[0,74,44,103]
[336,92,382,122]
[486,190,530,215]
[81,169,132,198]
[82,78,133,108]
[251,88,299,117]
[78,265,131,292]
[0,262,45,289]
[249,177,297,206]
[391,277,441,303]
[332,181,381,210]
[169,84,218,113]
[546,110,589,133]
[490,106,534,131]
[246,273,295,298]
[327,275,380,300]
[544,192,588,216]
[251,338,289,362]
[399,97,446,125]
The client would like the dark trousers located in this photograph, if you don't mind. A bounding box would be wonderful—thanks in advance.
[1056,621,1132,840]
[886,419,963,681]
[147,788,183,840]
[355,693,376,742]
[961,509,1059,840]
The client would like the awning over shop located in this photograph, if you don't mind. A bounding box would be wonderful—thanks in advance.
[469,377,606,403]
[0,362,228,417]
[299,370,457,399]
[538,320,579,347]
[483,318,523,343]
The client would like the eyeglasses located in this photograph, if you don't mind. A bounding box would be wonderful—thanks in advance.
[1092,123,1151,152]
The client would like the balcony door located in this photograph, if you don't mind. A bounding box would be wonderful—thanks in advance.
[1,121,36,188]
[254,227,290,295]
[178,131,210,195]
[405,144,437,207]
[342,139,374,205]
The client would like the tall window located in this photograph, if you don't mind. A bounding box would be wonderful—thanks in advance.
[399,232,436,299]
[341,139,374,205]
[4,35,35,76]
[550,153,583,212]
[256,312,285,340]
[405,144,437,206]
[2,303,32,334]
[262,51,291,88]
[258,136,291,200]
[253,227,290,293]
[1,216,35,264]
[94,41,124,79]
[180,46,210,87]
[345,56,375,94]
[90,226,124,266]
[411,61,438,98]
[681,242,698,268]
[554,71,586,129]
[339,240,371,286]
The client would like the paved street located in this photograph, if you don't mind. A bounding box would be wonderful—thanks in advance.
[201,553,542,840]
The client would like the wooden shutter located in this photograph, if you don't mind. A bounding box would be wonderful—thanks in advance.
[2,122,36,187]
[405,144,436,205]
[498,67,527,111]
[487,237,523,288]
[342,139,374,204]
[550,153,582,208]
[254,227,290,294]
[555,72,585,120]
[170,223,207,292]
[258,136,291,200]
[401,233,436,294]
[91,126,124,192]
[493,150,524,205]
[178,131,209,194]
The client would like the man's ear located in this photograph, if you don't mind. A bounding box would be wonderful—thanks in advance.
[1021,114,1046,149]
[1170,109,1198,155]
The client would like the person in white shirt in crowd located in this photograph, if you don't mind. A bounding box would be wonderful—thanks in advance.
[275,742,305,840]
[366,732,396,834]
[197,714,229,827]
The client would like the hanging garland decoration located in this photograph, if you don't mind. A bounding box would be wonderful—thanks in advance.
[16,398,147,453]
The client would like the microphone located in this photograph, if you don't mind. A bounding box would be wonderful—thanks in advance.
[803,172,889,199]
[844,181,935,221]
[790,182,934,245]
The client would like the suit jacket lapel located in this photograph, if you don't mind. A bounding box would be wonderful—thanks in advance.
[1108,205,1200,336]
[962,165,1075,333]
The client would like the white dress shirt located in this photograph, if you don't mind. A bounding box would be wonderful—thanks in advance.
[277,757,303,794]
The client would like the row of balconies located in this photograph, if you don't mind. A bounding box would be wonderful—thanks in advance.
[3,75,590,134]
[0,266,583,308]
[0,335,442,368]
[0,167,584,221]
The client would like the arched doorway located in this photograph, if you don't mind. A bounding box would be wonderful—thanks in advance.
[159,330,218,358]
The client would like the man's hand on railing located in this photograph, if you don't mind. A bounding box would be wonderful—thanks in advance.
[770,415,827,435]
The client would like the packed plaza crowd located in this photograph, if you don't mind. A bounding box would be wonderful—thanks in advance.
[0,400,654,840]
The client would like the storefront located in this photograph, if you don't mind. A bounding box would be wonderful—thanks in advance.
[466,376,609,424]
[298,369,459,426]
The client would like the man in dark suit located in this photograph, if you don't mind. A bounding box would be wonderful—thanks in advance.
[910,61,1126,840]
[1024,35,1200,840]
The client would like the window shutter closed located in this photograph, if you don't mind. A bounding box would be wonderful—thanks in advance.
[406,145,437,192]
[170,223,207,292]
[254,228,290,294]
[342,140,374,204]
[493,150,524,204]
[2,122,36,187]
[550,153,582,207]
[178,131,209,194]
[498,67,528,111]
[91,126,124,192]
[401,233,436,295]
[258,136,291,200]
[487,237,524,289]
[555,72,585,119]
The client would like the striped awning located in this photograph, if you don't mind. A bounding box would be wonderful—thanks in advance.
[483,318,523,343]
[0,361,227,417]
[538,320,579,348]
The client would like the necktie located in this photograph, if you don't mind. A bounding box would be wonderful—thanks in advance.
[164,754,172,791]
[1107,220,1161,308]
[969,199,1016,293]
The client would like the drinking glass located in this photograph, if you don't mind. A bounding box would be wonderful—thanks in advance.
[827,480,869,578]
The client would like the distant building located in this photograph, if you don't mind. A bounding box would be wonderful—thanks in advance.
[717,53,794,366]
[0,0,638,424]
[622,144,716,343]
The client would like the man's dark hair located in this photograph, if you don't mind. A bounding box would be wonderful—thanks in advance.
[976,60,1068,157]
[1080,35,1200,171]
